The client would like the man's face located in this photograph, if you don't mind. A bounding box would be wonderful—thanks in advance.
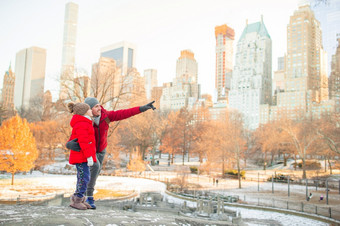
[92,104,101,117]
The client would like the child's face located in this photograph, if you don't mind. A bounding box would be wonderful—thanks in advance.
[86,109,93,117]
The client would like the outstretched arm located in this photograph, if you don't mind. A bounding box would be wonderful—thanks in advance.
[139,101,156,112]
[107,101,156,122]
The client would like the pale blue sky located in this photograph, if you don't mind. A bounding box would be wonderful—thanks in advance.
[0,0,300,101]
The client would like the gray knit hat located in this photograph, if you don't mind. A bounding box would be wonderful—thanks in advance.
[67,102,90,115]
[84,97,100,109]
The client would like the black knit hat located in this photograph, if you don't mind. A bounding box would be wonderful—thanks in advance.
[67,102,90,115]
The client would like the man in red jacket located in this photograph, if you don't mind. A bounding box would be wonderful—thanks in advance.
[67,97,155,209]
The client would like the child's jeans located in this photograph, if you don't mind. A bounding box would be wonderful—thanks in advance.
[75,162,90,198]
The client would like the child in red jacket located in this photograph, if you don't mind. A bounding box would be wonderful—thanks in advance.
[67,102,97,210]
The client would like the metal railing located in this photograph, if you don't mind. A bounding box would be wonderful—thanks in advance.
[236,194,340,221]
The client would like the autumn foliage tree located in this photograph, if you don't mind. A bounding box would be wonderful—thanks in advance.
[29,120,61,168]
[0,115,38,185]
[160,111,181,164]
[127,150,146,173]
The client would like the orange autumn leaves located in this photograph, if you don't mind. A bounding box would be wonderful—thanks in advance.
[0,115,38,185]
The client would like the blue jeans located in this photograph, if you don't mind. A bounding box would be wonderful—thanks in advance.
[75,162,90,198]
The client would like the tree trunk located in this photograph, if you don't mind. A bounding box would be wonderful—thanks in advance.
[244,157,247,168]
[324,156,327,172]
[283,154,286,166]
[11,173,14,185]
[151,147,156,166]
[263,152,267,170]
[222,153,225,178]
[237,147,241,189]
[271,152,274,165]
[182,150,185,166]
[187,149,190,162]
[302,157,306,179]
[327,156,332,175]
[294,154,297,170]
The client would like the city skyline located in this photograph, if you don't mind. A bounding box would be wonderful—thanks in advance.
[0,0,328,101]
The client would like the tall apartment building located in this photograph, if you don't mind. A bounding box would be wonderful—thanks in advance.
[1,64,15,109]
[215,24,235,103]
[277,56,285,71]
[144,69,157,100]
[14,47,46,109]
[118,67,145,108]
[283,4,328,106]
[60,2,78,100]
[273,57,286,92]
[91,57,121,105]
[160,50,200,111]
[100,41,136,75]
[329,38,340,112]
[229,17,272,129]
[151,86,163,110]
[260,5,334,124]
[310,0,340,75]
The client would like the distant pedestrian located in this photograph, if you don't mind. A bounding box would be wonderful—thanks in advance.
[319,195,324,201]
[213,178,215,185]
[307,192,312,201]
[216,179,219,187]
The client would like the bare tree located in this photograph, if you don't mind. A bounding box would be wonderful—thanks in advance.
[280,115,320,179]
[317,112,340,155]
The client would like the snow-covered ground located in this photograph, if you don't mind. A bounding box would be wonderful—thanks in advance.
[0,172,334,225]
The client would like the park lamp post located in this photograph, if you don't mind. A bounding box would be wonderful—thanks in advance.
[258,172,260,192]
[288,175,290,197]
[326,178,329,205]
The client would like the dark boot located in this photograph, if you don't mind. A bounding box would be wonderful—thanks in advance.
[86,196,96,209]
[70,195,87,210]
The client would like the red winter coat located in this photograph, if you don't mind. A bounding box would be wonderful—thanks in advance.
[95,106,141,153]
[68,115,97,165]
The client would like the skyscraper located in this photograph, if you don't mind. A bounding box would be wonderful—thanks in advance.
[329,38,340,112]
[100,41,136,75]
[14,47,46,109]
[285,4,326,103]
[277,57,285,71]
[91,57,121,105]
[310,0,340,75]
[1,64,15,109]
[260,4,334,125]
[160,50,200,111]
[60,2,78,100]
[229,17,272,129]
[215,24,235,103]
[144,69,157,100]
[273,57,286,93]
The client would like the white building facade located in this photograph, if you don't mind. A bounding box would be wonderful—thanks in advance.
[144,69,158,100]
[14,47,46,109]
[160,50,200,111]
[60,2,78,100]
[229,18,272,130]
